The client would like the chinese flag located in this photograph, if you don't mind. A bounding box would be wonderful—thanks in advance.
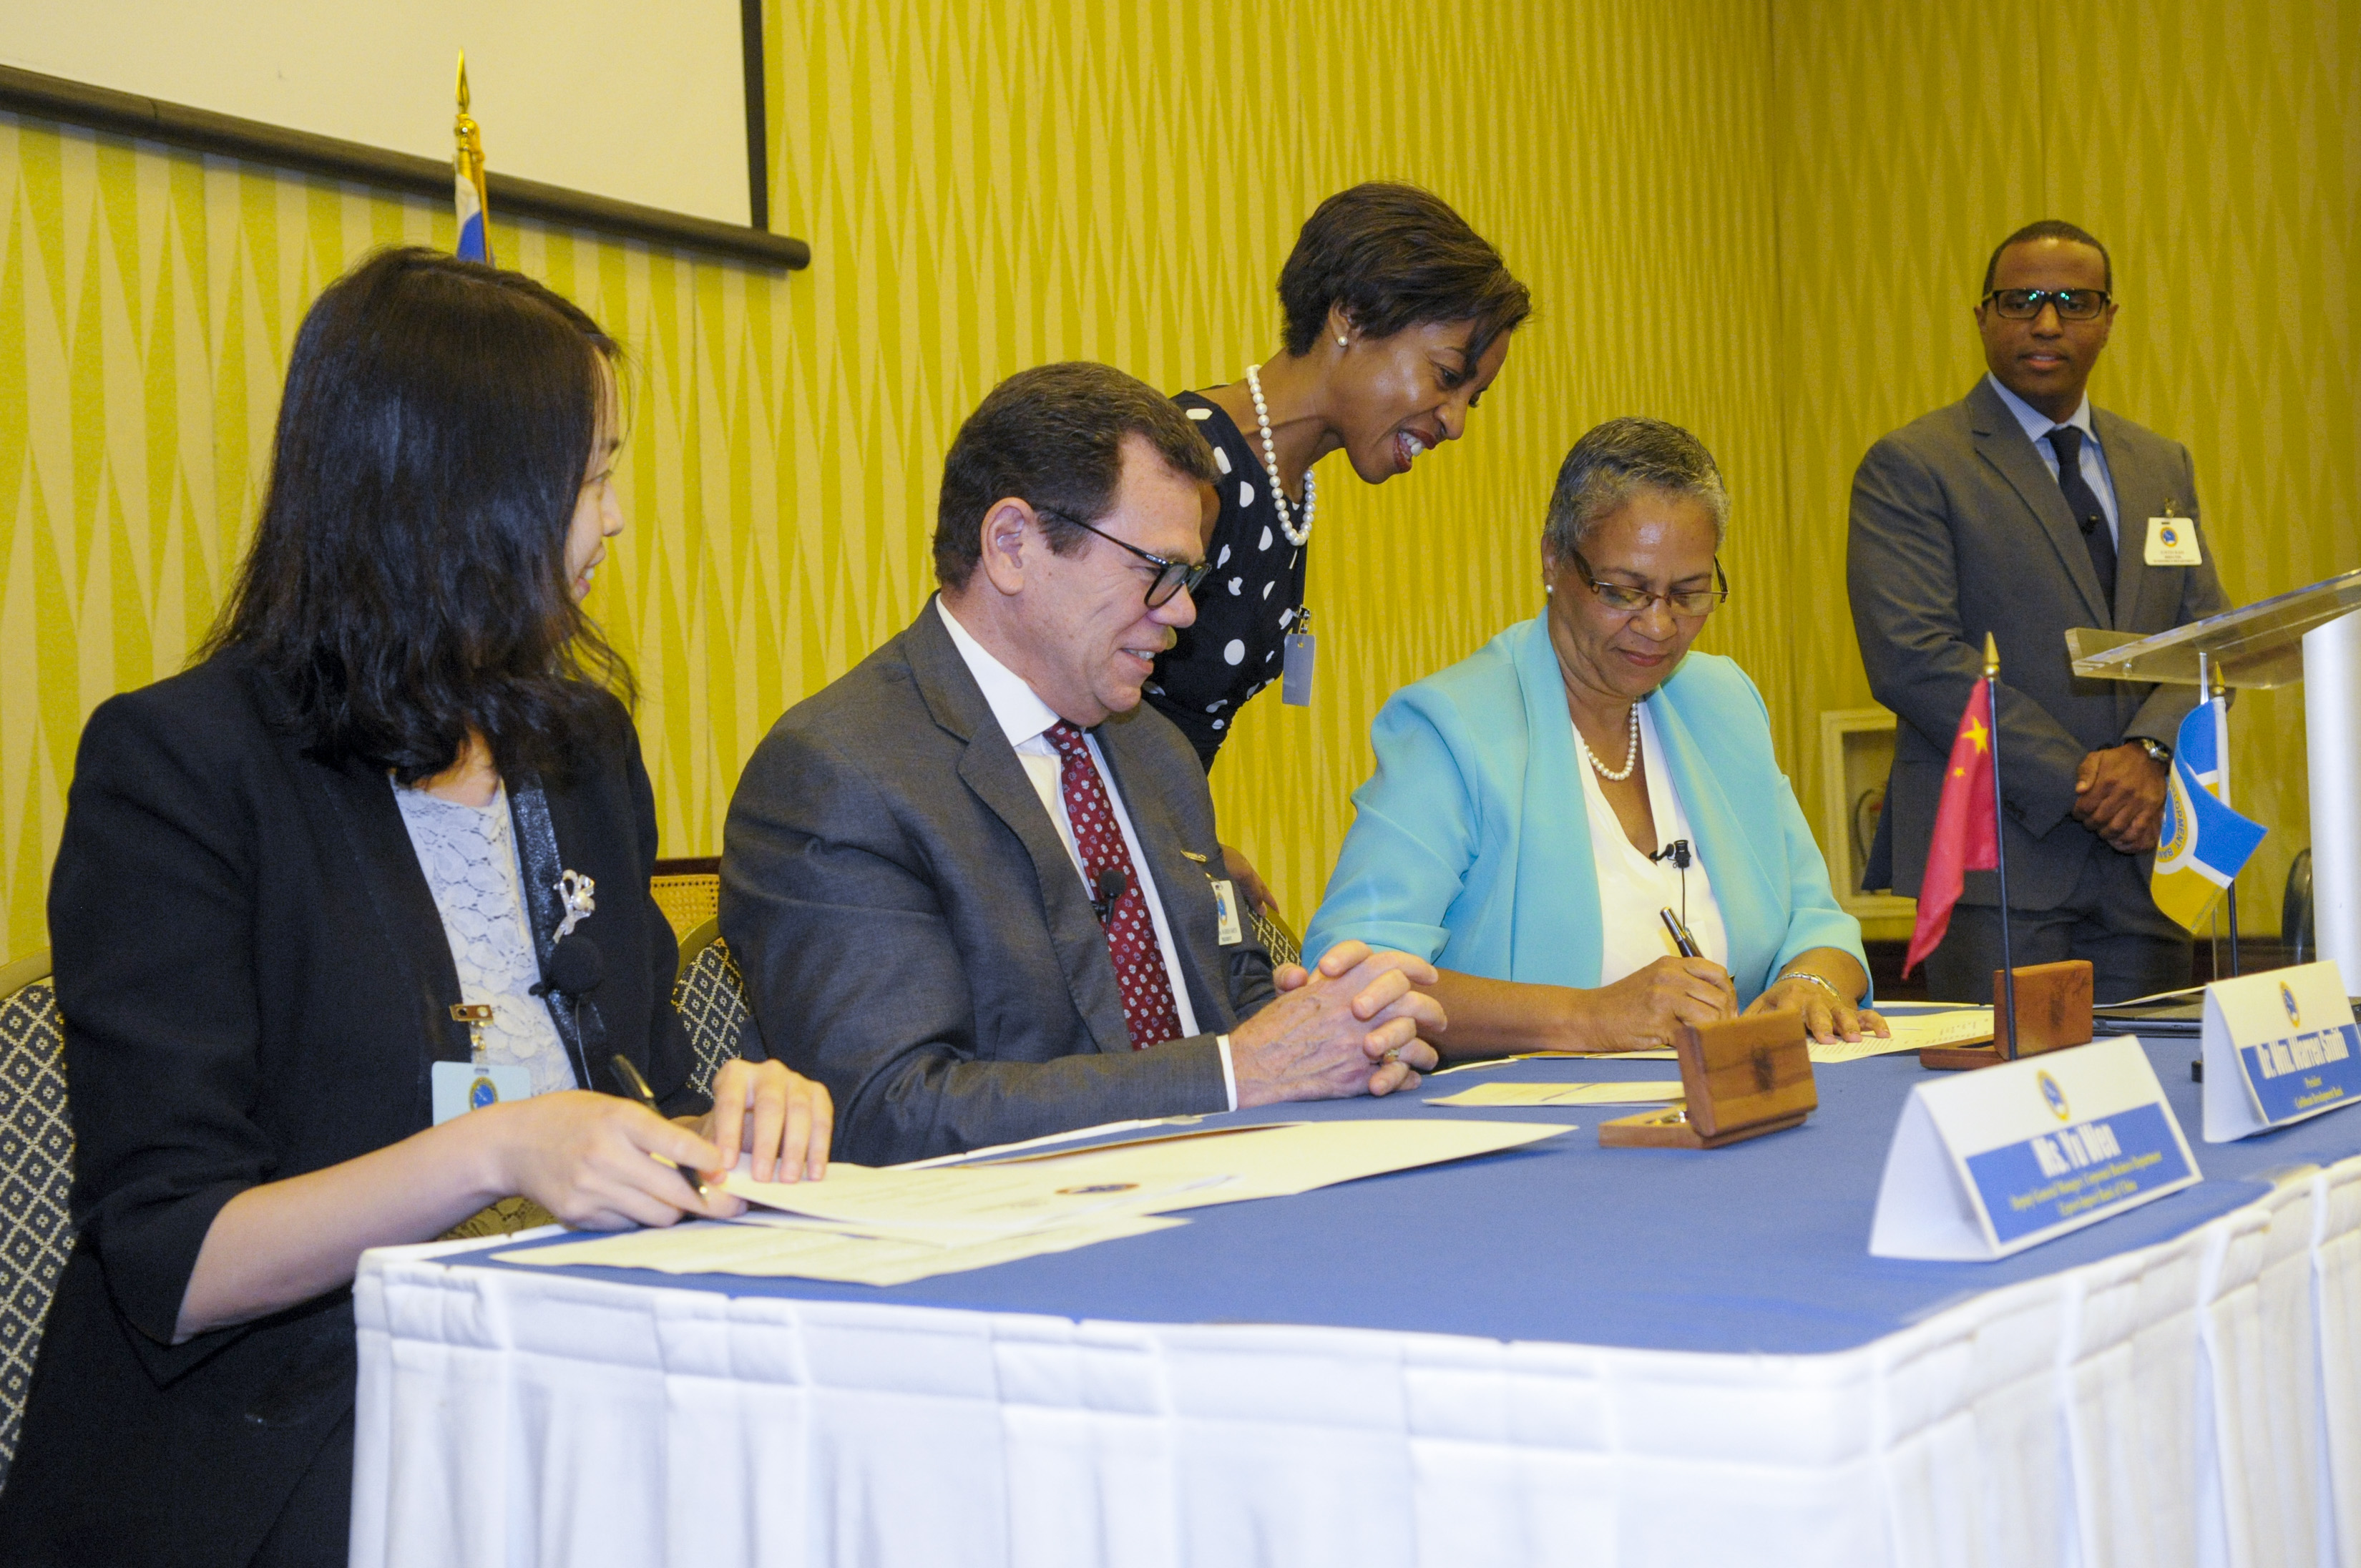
[1904,681,2000,976]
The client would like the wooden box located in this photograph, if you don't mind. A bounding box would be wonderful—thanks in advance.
[1920,959,2095,1070]
[1598,1012,1817,1150]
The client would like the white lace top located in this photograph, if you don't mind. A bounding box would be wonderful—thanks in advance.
[392,780,578,1095]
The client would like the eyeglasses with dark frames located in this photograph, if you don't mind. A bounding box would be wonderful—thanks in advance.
[1040,509,1213,609]
[1568,548,1729,617]
[1981,288,2111,322]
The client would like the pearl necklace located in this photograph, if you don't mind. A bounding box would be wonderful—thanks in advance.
[1576,703,1641,782]
[1243,364,1316,547]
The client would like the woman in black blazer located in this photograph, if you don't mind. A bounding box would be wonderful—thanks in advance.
[0,249,831,1567]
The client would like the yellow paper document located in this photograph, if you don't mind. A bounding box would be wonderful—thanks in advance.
[497,1210,1185,1286]
[1811,1007,1994,1064]
[726,1118,1567,1229]
[1425,1080,1685,1107]
[497,1120,1566,1286]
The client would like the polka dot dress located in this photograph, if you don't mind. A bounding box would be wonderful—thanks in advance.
[1145,391,1309,770]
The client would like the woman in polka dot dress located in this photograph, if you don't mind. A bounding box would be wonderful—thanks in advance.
[1146,183,1530,911]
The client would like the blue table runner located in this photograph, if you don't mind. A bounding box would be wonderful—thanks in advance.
[474,1022,2358,1357]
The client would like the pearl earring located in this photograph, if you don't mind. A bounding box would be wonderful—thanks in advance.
[1335,334,1348,347]
[1544,583,1554,597]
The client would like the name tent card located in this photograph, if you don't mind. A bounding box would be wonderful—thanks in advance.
[1869,1034,2200,1260]
[2201,961,2361,1142]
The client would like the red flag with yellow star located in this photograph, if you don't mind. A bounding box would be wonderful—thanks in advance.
[1904,680,2000,976]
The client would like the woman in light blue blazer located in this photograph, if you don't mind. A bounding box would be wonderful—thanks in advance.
[1306,418,1885,1057]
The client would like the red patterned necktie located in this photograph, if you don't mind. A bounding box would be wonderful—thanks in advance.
[1045,721,1184,1050]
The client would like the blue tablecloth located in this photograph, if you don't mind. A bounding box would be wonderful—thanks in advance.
[475,1024,2361,1357]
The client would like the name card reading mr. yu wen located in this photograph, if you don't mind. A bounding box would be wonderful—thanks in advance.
[2202,961,2361,1142]
[1869,1034,2200,1260]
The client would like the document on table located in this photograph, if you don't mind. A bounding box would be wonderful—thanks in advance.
[496,1119,1568,1286]
[1814,1007,1994,1063]
[1425,1080,1684,1107]
[1431,1009,1996,1073]
[1430,1050,1672,1073]
[498,1210,1187,1287]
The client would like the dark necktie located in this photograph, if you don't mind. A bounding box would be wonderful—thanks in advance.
[1045,721,1184,1050]
[2046,426,2116,609]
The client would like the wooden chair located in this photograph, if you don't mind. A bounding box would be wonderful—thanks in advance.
[0,950,73,1491]
[649,866,721,946]
[670,917,756,1098]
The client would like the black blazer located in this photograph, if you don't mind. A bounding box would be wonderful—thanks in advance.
[721,600,1276,1167]
[0,655,700,1568]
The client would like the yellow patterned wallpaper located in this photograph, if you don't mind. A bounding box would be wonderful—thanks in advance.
[3,0,2352,961]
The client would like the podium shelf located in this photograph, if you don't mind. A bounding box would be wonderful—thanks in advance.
[2067,568,2361,688]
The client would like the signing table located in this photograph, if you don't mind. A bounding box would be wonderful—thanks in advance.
[351,1024,2361,1568]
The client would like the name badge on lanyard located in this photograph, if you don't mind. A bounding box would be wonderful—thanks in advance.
[1209,878,1245,946]
[1281,605,1316,707]
[2145,508,2202,567]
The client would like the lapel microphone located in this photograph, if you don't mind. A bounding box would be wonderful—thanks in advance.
[529,933,605,999]
[1090,867,1128,924]
[1649,839,1693,926]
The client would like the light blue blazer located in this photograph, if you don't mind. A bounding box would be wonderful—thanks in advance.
[1304,614,1866,1004]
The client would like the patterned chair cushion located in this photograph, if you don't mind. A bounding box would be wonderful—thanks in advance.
[672,938,754,1098]
[1251,906,1303,969]
[0,977,72,1490]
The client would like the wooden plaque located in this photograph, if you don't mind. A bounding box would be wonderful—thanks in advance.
[1599,1012,1817,1150]
[1920,959,2096,1070]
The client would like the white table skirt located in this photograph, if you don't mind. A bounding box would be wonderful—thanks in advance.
[351,1155,2361,1568]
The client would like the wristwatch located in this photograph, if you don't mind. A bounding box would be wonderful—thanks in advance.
[2128,735,2172,765]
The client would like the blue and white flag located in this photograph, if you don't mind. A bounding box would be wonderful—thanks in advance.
[2151,697,2266,934]
[454,162,489,263]
[454,54,491,264]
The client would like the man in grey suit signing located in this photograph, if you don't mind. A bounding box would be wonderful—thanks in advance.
[723,361,1445,1165]
[1849,220,2231,1003]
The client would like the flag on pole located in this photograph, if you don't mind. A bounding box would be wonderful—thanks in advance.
[454,54,491,264]
[2150,696,2267,934]
[1903,680,2000,976]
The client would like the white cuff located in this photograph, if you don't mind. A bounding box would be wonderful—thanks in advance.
[1216,1034,1237,1112]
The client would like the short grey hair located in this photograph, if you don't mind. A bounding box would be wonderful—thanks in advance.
[1542,417,1729,559]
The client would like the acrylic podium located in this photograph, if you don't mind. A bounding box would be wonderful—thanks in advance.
[2066,568,2361,981]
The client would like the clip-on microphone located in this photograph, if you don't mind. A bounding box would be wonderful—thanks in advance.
[529,932,605,999]
[1648,839,1693,924]
[529,932,607,1093]
[1090,867,1128,924]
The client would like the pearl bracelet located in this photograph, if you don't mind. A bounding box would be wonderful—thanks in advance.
[1775,969,1850,1004]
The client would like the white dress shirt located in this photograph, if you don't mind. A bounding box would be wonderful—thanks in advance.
[936,599,1236,1108]
[1579,702,1731,988]
[1987,371,2121,548]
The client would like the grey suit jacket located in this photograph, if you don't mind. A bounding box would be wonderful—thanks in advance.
[720,600,1277,1165]
[1847,378,2231,908]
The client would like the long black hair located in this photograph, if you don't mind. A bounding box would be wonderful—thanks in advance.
[203,247,632,783]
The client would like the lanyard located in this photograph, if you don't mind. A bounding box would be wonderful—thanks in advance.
[509,773,602,1090]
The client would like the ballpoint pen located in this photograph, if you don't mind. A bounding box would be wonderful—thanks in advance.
[1659,906,1702,959]
[608,1053,711,1200]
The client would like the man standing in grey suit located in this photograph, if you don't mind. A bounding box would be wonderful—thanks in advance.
[723,362,1444,1166]
[1849,220,2231,1003]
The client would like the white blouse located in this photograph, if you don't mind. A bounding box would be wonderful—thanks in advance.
[1576,702,1730,987]
[392,780,578,1095]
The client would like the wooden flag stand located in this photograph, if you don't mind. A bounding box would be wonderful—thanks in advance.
[1599,1013,1818,1149]
[1920,959,2096,1069]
